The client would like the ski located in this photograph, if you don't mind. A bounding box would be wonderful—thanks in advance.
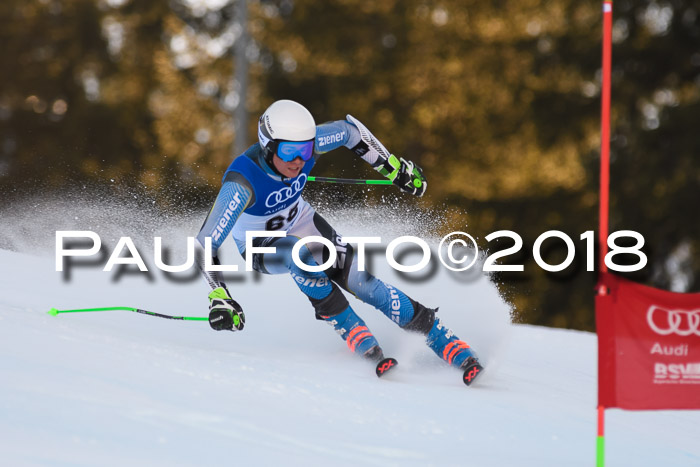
[375,357,398,377]
[462,358,485,386]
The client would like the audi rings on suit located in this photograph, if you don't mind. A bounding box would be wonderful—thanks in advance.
[265,174,307,208]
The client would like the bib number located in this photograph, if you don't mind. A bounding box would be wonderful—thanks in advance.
[265,203,299,231]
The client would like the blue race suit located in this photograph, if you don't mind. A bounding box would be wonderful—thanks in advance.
[196,117,476,366]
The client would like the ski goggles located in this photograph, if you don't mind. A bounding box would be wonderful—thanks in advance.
[276,140,315,162]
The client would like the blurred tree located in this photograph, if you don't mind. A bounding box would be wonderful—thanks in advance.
[1,0,127,184]
[254,0,699,329]
[606,0,700,294]
[254,0,603,326]
[1,0,697,330]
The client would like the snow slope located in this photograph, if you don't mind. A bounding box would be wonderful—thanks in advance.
[1,201,699,466]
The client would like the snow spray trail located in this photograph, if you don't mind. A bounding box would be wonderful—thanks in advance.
[0,185,513,373]
[3,188,700,467]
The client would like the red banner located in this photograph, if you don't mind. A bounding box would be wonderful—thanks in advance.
[597,272,700,410]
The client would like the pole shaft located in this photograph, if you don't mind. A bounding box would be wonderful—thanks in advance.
[597,5,612,465]
[599,0,613,273]
[597,405,606,466]
[134,309,209,321]
[307,176,392,185]
[232,0,249,157]
[48,306,208,321]
[51,306,137,313]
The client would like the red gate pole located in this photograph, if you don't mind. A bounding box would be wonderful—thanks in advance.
[599,0,613,275]
[597,2,613,466]
[597,404,606,466]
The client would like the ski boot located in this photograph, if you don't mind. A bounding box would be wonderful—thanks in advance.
[320,307,399,377]
[426,317,476,367]
[319,306,382,360]
[426,315,484,386]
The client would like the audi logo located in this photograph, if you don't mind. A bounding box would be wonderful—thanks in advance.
[265,174,307,208]
[647,305,700,337]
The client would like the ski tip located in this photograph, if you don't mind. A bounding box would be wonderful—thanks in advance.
[376,357,398,378]
[462,361,484,386]
[47,308,59,317]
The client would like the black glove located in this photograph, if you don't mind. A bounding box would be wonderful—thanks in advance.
[393,157,428,197]
[208,287,245,331]
[374,154,428,197]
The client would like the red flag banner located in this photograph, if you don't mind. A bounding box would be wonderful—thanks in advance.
[597,271,700,410]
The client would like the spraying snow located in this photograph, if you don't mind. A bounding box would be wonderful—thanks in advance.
[0,191,698,465]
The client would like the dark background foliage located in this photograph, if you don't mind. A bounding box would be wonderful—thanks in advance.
[1,0,698,330]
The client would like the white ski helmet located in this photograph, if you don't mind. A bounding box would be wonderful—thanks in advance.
[258,100,316,161]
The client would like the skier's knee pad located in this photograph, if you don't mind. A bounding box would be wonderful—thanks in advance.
[310,282,350,320]
[402,299,436,335]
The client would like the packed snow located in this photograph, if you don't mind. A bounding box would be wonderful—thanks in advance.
[1,197,699,466]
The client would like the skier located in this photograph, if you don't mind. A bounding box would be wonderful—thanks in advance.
[196,99,482,381]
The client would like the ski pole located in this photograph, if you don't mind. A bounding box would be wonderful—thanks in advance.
[47,306,208,321]
[307,176,392,185]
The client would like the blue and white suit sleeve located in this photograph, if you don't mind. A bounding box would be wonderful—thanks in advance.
[196,180,252,290]
[314,120,361,154]
[314,118,393,170]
